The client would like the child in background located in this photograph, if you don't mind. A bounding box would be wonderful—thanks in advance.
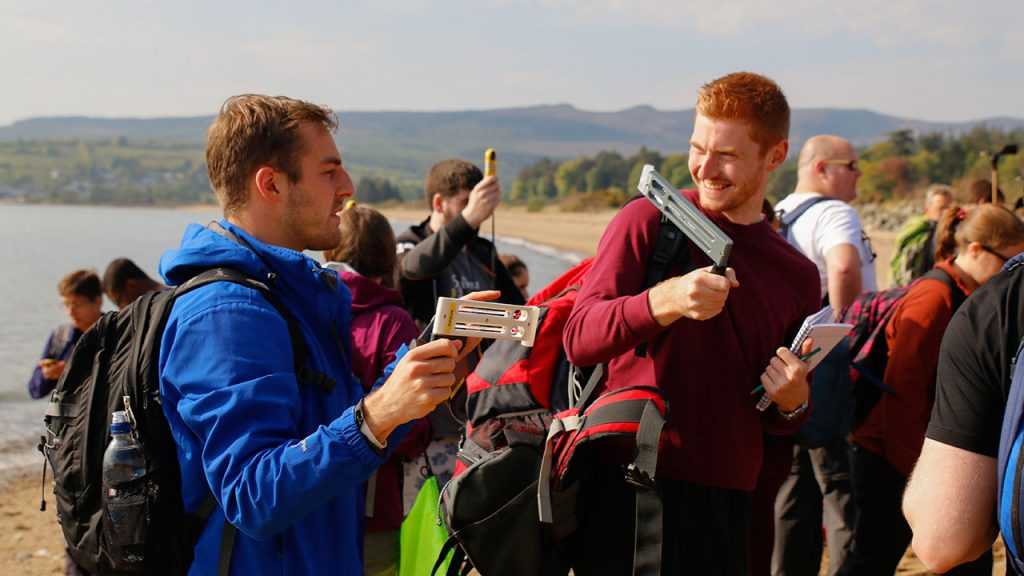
[28,269,103,399]
[500,253,530,300]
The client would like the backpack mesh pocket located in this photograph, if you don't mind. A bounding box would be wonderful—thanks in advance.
[102,480,157,568]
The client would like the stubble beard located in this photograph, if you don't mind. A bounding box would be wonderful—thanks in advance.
[283,184,341,252]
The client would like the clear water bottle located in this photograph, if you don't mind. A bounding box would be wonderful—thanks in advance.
[102,411,146,491]
[102,410,149,567]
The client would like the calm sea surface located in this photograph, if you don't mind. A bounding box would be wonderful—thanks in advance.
[0,204,580,469]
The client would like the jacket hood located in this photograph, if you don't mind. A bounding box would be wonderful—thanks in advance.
[330,266,405,314]
[161,221,314,286]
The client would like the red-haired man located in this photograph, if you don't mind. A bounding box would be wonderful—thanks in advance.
[564,72,821,575]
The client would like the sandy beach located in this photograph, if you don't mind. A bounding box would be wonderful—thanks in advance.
[1,205,1001,575]
[379,205,898,284]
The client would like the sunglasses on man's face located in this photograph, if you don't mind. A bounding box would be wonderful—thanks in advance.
[822,159,859,172]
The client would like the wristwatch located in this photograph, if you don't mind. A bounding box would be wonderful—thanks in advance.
[354,398,387,450]
[778,400,809,421]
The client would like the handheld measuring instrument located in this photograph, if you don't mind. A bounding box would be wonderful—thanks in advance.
[636,164,733,275]
[430,297,539,347]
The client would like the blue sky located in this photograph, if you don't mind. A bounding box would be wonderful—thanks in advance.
[1,0,1022,127]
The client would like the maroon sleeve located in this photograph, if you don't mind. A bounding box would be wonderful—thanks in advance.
[372,306,432,457]
[376,305,420,377]
[564,201,669,366]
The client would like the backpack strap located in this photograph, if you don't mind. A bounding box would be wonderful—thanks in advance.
[919,267,967,313]
[218,523,237,576]
[777,196,834,241]
[539,386,668,576]
[635,212,691,358]
[623,400,666,576]
[538,364,606,523]
[999,335,1024,568]
[189,493,235,576]
[175,268,337,395]
[643,214,691,292]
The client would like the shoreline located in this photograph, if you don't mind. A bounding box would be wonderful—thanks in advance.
[377,205,897,285]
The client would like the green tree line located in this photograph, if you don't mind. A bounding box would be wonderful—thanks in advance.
[4,126,1022,208]
[507,126,1024,208]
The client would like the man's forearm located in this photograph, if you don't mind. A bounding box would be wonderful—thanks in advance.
[903,439,998,573]
[825,243,863,311]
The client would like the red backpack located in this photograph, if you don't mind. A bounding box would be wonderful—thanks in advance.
[437,227,684,576]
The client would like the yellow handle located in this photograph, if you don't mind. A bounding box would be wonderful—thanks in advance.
[484,148,497,178]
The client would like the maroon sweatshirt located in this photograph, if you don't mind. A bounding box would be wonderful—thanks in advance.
[337,269,427,532]
[564,190,820,491]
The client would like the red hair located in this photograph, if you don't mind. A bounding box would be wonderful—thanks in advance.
[696,71,790,153]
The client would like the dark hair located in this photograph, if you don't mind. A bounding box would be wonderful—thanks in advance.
[696,71,790,153]
[323,205,397,281]
[962,179,1005,205]
[499,254,527,277]
[761,198,777,225]
[103,258,152,295]
[935,203,1024,261]
[206,94,338,216]
[59,269,102,301]
[424,159,483,206]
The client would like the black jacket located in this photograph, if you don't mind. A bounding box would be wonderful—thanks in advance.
[396,213,525,326]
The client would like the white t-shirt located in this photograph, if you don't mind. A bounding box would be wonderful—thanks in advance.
[775,192,878,299]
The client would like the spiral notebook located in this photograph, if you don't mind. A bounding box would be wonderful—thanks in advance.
[789,305,853,371]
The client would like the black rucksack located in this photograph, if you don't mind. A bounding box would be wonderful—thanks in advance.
[39,267,334,575]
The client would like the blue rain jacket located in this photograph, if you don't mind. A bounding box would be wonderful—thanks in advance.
[159,221,400,575]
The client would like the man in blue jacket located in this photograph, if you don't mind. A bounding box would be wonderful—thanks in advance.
[158,94,470,574]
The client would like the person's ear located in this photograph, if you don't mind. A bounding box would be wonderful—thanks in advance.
[431,193,444,214]
[965,241,983,260]
[767,140,789,171]
[254,167,283,203]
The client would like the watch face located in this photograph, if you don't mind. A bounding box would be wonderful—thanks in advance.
[354,399,365,426]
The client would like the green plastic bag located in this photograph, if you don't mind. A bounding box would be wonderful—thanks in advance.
[399,474,452,576]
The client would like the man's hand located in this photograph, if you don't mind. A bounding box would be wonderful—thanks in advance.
[361,338,462,444]
[40,359,65,381]
[361,289,501,444]
[759,339,812,413]
[647,266,739,326]
[462,175,501,229]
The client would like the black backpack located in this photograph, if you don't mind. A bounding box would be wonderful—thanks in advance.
[39,267,334,575]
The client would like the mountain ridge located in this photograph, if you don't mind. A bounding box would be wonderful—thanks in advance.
[3,105,1022,190]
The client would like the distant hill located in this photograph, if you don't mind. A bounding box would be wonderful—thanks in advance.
[3,105,1023,194]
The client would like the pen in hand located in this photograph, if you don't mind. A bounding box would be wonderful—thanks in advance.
[749,347,822,396]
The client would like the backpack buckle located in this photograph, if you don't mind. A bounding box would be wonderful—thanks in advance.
[623,463,655,489]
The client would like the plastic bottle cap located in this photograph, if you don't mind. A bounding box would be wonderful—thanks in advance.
[110,411,130,435]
